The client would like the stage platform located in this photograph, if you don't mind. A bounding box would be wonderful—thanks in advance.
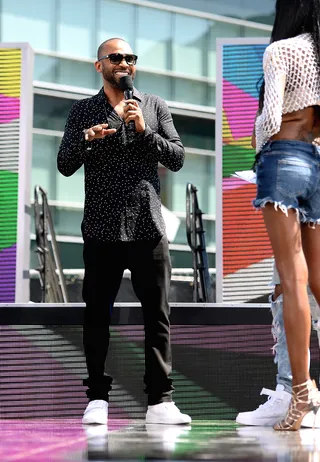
[1,303,320,422]
[1,418,320,461]
[1,302,320,462]
[0,302,272,325]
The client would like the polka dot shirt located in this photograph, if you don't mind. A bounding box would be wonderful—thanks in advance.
[57,87,185,242]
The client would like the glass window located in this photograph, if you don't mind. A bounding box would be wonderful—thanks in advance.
[57,59,97,89]
[52,208,83,236]
[30,208,82,253]
[97,0,135,50]
[56,165,84,204]
[172,14,210,77]
[142,0,275,25]
[30,240,84,269]
[170,249,215,269]
[208,82,216,108]
[173,78,207,106]
[136,72,212,107]
[34,55,98,89]
[172,114,215,151]
[32,134,60,200]
[135,72,172,101]
[1,0,55,51]
[136,6,172,70]
[171,219,188,246]
[32,133,84,204]
[30,239,215,271]
[34,55,59,83]
[163,153,215,215]
[242,26,270,38]
[208,21,241,79]
[204,220,215,248]
[57,0,95,58]
[34,94,76,131]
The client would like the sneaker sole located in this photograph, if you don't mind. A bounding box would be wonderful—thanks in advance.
[236,416,285,426]
[146,417,192,425]
[82,417,108,425]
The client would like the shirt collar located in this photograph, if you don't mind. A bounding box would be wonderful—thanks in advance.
[132,87,142,101]
[97,86,142,102]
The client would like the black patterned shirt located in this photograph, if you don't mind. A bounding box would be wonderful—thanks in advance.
[57,87,184,242]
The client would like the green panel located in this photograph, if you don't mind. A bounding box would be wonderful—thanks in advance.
[222,145,256,178]
[0,170,18,250]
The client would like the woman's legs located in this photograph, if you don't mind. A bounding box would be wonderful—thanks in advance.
[262,205,310,387]
[301,224,320,307]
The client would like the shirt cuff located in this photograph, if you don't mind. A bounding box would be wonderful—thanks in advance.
[142,124,154,138]
[132,124,154,145]
[80,131,93,151]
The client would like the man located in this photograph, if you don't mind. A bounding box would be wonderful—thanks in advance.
[236,262,320,427]
[57,37,191,426]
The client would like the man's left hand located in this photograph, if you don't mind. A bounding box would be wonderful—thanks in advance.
[123,100,145,133]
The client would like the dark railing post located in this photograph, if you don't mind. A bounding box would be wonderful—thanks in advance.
[33,185,68,303]
[186,182,213,303]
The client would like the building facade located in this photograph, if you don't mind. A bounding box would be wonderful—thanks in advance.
[0,0,272,271]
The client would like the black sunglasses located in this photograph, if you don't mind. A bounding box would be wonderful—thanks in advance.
[98,53,138,65]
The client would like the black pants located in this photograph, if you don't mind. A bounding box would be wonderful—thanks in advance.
[82,235,174,405]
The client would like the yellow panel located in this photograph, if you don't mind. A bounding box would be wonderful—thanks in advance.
[0,49,22,97]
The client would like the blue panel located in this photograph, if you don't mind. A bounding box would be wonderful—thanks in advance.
[223,44,267,98]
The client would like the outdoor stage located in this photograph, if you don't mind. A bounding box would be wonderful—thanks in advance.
[2,418,320,461]
[1,303,320,461]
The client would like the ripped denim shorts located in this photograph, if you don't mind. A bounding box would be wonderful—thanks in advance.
[253,140,320,225]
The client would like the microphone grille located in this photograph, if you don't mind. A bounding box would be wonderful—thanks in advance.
[119,75,133,90]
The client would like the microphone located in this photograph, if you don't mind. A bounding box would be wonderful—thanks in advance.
[119,75,136,139]
[119,75,134,100]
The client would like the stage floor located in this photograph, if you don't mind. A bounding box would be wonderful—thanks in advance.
[1,419,320,462]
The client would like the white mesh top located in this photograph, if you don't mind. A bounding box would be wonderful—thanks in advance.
[255,33,320,153]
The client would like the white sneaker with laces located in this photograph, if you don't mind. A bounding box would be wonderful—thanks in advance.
[146,402,192,425]
[236,384,291,426]
[82,400,108,425]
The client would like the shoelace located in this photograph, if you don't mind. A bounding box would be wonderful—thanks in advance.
[258,388,287,410]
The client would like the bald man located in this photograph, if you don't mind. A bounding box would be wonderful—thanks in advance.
[58,38,191,426]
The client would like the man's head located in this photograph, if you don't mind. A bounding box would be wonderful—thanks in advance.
[95,38,137,89]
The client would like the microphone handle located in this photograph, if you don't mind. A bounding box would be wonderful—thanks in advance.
[124,89,133,100]
[124,89,135,131]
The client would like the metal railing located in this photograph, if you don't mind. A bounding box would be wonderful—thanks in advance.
[33,185,68,303]
[186,183,213,302]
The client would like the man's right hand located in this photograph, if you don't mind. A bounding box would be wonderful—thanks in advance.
[84,124,117,141]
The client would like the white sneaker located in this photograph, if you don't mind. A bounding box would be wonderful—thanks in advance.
[82,400,108,425]
[236,384,291,426]
[146,402,192,425]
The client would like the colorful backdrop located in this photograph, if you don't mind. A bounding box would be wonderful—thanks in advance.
[0,44,33,302]
[0,48,21,302]
[216,39,274,303]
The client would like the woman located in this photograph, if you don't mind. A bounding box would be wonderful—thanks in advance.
[252,0,320,431]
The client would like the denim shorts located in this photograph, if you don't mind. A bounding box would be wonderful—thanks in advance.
[253,140,320,225]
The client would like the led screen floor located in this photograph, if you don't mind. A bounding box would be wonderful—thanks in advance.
[1,419,320,462]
